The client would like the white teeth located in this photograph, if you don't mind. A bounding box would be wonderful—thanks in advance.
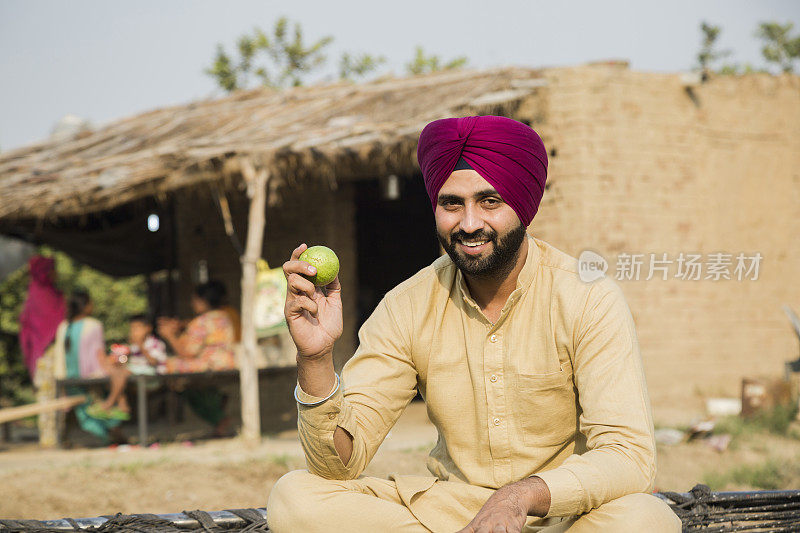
[463,241,487,247]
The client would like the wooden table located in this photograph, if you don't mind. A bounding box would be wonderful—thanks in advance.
[56,366,296,445]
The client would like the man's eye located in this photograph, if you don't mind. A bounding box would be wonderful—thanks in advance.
[483,198,501,206]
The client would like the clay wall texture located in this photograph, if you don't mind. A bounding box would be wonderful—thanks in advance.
[532,65,800,422]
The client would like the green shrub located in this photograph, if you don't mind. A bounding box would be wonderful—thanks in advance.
[714,403,799,438]
[704,458,800,490]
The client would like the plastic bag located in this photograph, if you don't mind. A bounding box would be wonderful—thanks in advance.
[254,259,288,338]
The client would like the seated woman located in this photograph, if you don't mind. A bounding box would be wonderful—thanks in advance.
[158,280,236,372]
[53,289,128,444]
[158,280,236,436]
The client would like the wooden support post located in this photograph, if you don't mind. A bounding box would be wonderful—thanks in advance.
[239,158,269,445]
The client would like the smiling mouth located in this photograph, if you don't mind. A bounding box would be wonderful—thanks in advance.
[457,240,491,255]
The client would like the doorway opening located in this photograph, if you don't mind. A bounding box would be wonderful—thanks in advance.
[354,173,441,327]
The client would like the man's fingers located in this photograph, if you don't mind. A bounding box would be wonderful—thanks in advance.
[287,295,318,317]
[283,259,317,279]
[299,296,319,317]
[323,274,341,294]
[284,244,315,282]
[287,273,316,298]
[290,243,308,261]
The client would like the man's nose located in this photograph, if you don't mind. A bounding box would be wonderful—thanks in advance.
[459,204,484,234]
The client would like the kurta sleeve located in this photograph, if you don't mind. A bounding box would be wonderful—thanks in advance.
[296,294,418,480]
[536,278,656,517]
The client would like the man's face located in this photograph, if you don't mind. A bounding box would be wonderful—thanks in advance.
[435,170,527,279]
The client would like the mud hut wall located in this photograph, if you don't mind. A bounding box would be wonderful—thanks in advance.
[532,66,800,422]
[173,188,247,318]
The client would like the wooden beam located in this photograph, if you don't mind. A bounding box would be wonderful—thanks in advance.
[0,395,86,424]
[239,158,268,445]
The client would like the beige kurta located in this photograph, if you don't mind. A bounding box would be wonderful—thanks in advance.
[295,235,657,529]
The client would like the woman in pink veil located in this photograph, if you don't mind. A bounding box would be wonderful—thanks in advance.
[19,255,65,378]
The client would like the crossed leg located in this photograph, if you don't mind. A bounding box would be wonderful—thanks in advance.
[267,470,681,533]
[267,470,429,532]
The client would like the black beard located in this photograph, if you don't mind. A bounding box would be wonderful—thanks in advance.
[437,223,527,281]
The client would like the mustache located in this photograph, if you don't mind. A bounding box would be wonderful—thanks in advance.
[450,230,496,243]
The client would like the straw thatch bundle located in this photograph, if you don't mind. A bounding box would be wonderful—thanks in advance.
[0,67,546,223]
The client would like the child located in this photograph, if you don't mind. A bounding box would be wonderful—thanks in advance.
[126,314,167,375]
[88,315,166,420]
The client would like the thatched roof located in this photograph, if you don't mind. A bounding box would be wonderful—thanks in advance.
[0,67,547,221]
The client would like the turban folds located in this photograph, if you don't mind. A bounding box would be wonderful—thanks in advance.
[416,115,548,227]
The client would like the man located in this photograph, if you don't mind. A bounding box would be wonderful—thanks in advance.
[267,115,681,532]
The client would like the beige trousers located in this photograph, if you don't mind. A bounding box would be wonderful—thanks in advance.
[267,470,682,533]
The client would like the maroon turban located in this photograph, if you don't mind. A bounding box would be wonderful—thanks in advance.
[416,115,548,226]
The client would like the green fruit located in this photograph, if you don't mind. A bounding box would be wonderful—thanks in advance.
[299,245,340,286]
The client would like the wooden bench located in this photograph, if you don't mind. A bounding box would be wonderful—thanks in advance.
[0,395,86,425]
[56,366,296,446]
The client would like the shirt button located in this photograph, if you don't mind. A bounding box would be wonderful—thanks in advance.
[490,375,498,383]
[493,417,501,426]
[327,413,337,420]
[490,334,498,343]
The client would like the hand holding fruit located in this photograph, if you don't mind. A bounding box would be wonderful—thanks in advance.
[283,243,343,360]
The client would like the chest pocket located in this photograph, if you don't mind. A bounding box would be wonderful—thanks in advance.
[512,361,577,446]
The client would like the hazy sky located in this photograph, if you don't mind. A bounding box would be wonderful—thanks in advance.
[1,0,797,151]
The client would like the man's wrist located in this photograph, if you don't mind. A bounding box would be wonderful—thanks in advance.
[296,351,336,398]
[295,373,340,406]
[519,476,551,517]
[296,348,334,364]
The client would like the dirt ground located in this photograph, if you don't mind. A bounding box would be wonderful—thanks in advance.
[2,401,800,520]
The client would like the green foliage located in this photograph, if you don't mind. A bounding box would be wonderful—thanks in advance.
[207,45,239,92]
[0,265,33,406]
[756,21,800,73]
[205,17,334,91]
[207,19,471,91]
[406,46,468,75]
[716,63,769,76]
[266,453,293,468]
[0,248,147,406]
[695,20,800,76]
[696,21,731,74]
[704,458,800,490]
[339,52,386,81]
[714,403,799,438]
